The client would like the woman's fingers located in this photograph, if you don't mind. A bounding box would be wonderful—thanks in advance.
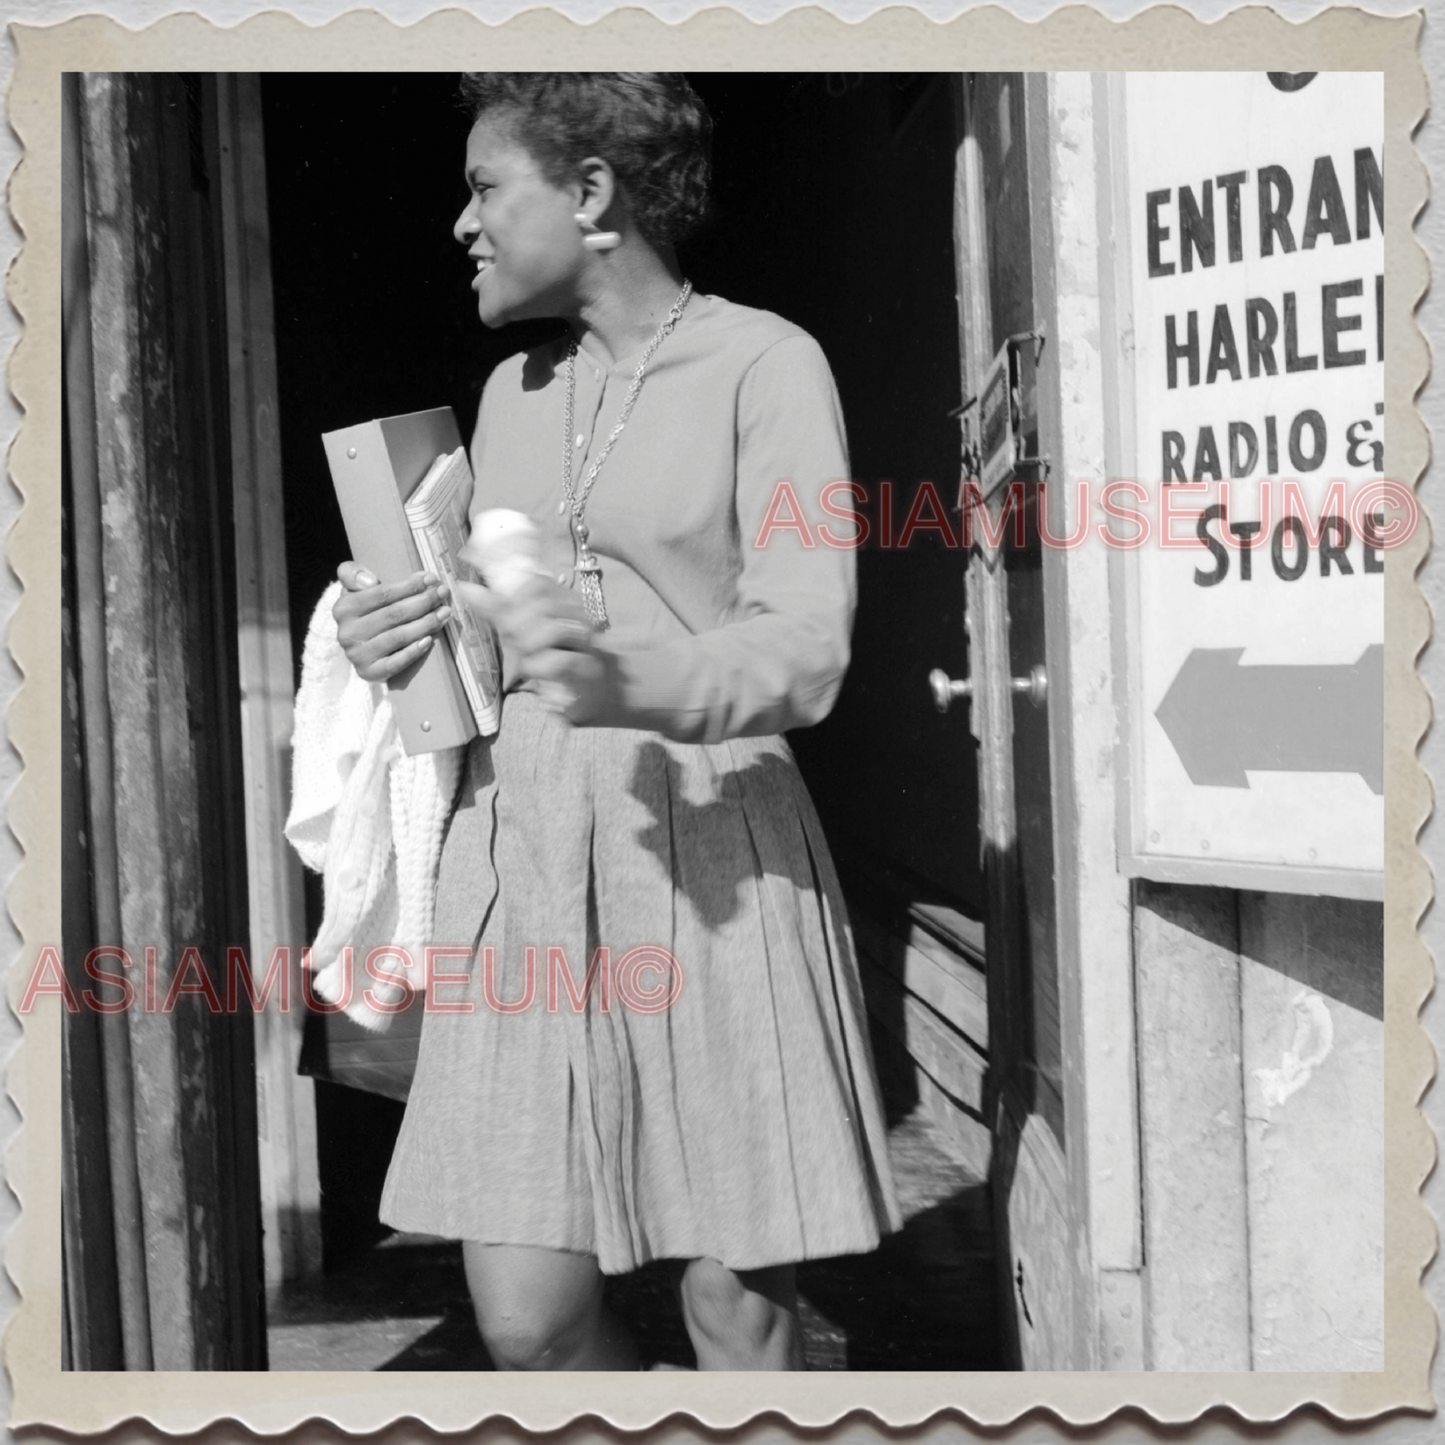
[505,585,594,657]
[332,565,451,680]
[333,565,588,685]
[336,574,444,634]
[363,586,450,638]
[453,578,500,627]
[335,568,439,613]
[336,560,381,591]
[461,576,593,657]
[528,644,616,725]
[515,613,593,657]
[354,629,440,683]
[509,573,590,623]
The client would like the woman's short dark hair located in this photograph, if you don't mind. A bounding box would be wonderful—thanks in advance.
[458,73,712,247]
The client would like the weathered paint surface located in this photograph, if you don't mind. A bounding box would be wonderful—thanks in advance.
[1134,882,1251,1369]
[1240,894,1384,1372]
[82,68,203,1374]
[1002,1108,1079,1370]
[1131,885,1382,1371]
[75,71,264,1370]
[1032,70,1143,1363]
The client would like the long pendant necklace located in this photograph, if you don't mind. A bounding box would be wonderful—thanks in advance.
[561,279,693,631]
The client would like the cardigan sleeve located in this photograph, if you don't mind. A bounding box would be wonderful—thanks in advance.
[284,580,384,873]
[592,333,857,743]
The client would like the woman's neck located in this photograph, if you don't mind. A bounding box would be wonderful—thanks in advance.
[571,246,688,368]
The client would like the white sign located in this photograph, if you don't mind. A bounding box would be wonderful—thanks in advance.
[1121,72,1385,895]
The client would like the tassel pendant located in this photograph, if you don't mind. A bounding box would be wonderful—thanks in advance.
[577,550,610,632]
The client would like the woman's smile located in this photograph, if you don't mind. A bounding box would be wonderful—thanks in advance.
[453,118,581,327]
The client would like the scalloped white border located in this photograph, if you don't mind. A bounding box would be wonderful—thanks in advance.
[4,5,1432,1434]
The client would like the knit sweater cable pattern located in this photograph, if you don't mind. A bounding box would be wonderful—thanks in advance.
[284,581,463,1032]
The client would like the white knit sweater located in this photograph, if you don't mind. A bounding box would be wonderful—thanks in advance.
[284,582,464,1032]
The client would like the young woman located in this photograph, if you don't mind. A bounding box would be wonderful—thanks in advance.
[331,73,900,1371]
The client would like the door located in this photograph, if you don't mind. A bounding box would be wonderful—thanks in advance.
[944,73,1074,1370]
[261,70,1014,1359]
[62,70,268,1368]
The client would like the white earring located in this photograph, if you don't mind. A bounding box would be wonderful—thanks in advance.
[575,212,621,252]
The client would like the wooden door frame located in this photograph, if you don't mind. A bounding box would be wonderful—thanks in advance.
[63,69,272,1367]
[217,73,323,1286]
[1024,70,1146,1369]
[953,72,1146,1370]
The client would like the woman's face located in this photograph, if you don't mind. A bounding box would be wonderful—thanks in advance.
[454,116,583,328]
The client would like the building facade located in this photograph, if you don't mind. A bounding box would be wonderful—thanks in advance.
[59,69,1386,1373]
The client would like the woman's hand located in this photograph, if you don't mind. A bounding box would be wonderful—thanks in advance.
[332,562,452,682]
[457,575,617,725]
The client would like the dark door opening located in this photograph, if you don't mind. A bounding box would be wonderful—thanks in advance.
[262,72,997,1368]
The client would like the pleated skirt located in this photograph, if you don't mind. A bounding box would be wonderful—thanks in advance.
[379,690,901,1274]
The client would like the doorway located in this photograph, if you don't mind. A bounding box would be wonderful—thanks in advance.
[261,72,1001,1369]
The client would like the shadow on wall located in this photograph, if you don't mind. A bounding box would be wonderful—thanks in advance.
[1237,891,1382,1020]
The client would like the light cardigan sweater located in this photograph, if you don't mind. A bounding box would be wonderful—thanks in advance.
[285,581,463,1031]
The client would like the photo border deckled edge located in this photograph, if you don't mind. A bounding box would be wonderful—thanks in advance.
[4,3,1433,1432]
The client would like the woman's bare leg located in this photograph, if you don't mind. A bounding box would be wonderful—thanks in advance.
[462,1241,638,1370]
[677,1257,804,1370]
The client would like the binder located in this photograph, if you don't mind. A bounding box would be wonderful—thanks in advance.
[322,408,478,755]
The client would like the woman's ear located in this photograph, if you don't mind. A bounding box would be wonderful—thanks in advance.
[576,156,621,229]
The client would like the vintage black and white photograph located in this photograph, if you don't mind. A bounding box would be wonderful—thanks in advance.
[30,8,1426,1427]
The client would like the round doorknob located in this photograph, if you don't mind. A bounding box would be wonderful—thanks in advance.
[929,668,972,713]
[1011,664,1048,708]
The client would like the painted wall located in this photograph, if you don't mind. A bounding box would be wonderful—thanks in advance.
[1239,893,1384,1371]
[1135,885,1384,1370]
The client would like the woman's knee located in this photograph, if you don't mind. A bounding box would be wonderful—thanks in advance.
[479,1307,595,1371]
[678,1257,796,1351]
[463,1243,604,1370]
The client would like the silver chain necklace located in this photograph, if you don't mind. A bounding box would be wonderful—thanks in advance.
[561,280,693,630]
